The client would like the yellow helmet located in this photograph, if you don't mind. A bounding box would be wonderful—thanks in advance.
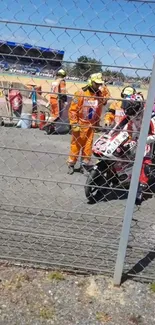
[56,69,66,77]
[89,72,103,85]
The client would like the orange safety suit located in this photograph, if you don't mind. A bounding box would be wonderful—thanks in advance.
[68,86,103,165]
[104,100,124,126]
[50,78,67,120]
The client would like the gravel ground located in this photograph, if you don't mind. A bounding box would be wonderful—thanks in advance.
[0,265,155,325]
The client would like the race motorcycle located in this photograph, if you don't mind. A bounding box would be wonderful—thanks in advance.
[85,129,142,201]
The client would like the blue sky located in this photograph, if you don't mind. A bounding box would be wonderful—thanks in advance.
[0,0,155,76]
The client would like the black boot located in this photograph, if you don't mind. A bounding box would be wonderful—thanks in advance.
[135,183,148,206]
[80,163,94,175]
[68,164,75,175]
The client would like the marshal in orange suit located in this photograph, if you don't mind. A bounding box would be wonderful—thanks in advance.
[67,73,104,174]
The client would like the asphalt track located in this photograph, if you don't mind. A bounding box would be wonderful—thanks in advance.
[0,126,155,280]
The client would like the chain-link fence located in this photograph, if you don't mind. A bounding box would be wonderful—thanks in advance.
[0,0,155,285]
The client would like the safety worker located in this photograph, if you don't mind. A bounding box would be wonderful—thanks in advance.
[67,72,104,174]
[28,84,37,113]
[46,69,67,121]
[103,86,136,127]
[86,78,111,132]
[87,78,110,107]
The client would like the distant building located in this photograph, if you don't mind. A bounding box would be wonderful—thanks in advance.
[0,40,65,75]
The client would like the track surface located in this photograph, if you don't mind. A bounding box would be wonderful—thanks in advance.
[0,127,155,279]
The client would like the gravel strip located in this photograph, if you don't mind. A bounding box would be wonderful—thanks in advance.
[0,265,155,325]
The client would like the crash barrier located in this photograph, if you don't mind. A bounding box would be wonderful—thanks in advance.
[0,0,155,285]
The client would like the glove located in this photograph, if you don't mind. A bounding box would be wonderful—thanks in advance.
[123,140,137,155]
[48,116,56,122]
[103,120,112,128]
[129,140,137,150]
[71,125,80,132]
[46,102,50,108]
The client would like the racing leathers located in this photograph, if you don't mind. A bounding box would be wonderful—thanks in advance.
[103,88,137,127]
[109,111,155,205]
[67,85,103,168]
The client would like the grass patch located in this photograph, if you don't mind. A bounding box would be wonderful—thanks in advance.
[39,307,54,319]
[2,272,31,291]
[47,271,65,281]
[96,312,112,323]
[150,282,155,292]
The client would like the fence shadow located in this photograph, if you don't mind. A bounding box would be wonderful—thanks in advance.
[121,250,155,284]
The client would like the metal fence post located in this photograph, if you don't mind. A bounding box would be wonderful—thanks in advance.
[113,58,155,286]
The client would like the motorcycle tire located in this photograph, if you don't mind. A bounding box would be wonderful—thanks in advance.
[42,123,55,135]
[85,168,107,201]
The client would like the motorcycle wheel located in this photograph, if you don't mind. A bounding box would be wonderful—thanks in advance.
[84,168,107,201]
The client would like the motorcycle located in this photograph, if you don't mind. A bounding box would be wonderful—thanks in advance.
[85,129,138,201]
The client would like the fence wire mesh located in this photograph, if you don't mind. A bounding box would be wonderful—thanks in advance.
[0,0,155,282]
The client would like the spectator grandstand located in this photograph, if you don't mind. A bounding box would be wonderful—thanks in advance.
[0,40,65,76]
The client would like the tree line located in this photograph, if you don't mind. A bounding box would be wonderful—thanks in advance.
[63,56,150,83]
